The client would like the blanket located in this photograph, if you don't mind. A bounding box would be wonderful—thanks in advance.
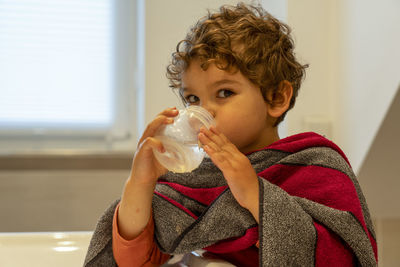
[84,132,377,266]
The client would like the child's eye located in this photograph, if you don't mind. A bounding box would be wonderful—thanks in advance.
[217,89,234,98]
[185,95,199,104]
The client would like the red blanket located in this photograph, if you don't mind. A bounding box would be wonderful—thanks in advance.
[152,132,377,266]
[83,132,378,266]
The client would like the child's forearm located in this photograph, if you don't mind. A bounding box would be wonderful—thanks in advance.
[117,177,156,240]
[244,181,260,223]
[116,108,178,240]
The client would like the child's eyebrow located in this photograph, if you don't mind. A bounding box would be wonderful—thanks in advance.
[180,79,241,95]
[211,79,241,87]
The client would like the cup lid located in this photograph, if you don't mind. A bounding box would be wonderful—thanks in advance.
[185,105,215,129]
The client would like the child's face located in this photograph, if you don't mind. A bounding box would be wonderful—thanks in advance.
[181,59,278,153]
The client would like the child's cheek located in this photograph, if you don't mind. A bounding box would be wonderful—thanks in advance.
[217,123,239,146]
[215,110,245,146]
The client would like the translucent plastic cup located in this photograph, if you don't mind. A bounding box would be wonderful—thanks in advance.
[153,106,215,173]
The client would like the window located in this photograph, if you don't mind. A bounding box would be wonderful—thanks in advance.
[0,0,143,153]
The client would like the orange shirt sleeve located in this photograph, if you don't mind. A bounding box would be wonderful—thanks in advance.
[112,203,171,267]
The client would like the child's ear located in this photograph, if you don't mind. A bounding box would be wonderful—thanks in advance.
[265,80,293,118]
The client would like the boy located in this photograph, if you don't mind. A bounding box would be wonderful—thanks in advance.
[84,3,377,266]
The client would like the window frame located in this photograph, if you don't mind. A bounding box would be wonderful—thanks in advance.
[0,0,144,155]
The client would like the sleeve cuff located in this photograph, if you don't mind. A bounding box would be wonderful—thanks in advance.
[112,203,155,247]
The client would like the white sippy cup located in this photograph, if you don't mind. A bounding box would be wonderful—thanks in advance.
[153,106,215,173]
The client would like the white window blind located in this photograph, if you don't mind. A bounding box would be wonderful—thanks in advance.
[0,0,114,128]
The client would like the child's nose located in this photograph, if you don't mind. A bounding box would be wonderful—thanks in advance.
[201,103,216,118]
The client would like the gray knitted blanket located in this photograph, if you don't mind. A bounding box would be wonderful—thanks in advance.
[84,132,377,266]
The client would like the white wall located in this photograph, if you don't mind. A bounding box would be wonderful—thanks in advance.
[284,0,400,174]
[334,0,400,174]
[285,0,337,140]
[261,0,287,22]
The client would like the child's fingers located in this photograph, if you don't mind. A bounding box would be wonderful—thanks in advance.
[139,116,166,143]
[139,136,165,154]
[199,127,225,147]
[158,107,179,117]
[199,132,221,152]
[200,126,238,156]
[204,145,232,169]
[209,125,220,134]
[139,115,174,145]
[200,131,236,162]
[210,126,230,144]
[139,107,178,143]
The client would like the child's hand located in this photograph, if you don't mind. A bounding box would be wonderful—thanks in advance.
[199,126,259,222]
[118,107,179,240]
[129,107,179,186]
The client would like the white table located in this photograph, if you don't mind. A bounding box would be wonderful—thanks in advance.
[0,231,92,267]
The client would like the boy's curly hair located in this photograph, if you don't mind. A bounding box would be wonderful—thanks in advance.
[166,3,308,125]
